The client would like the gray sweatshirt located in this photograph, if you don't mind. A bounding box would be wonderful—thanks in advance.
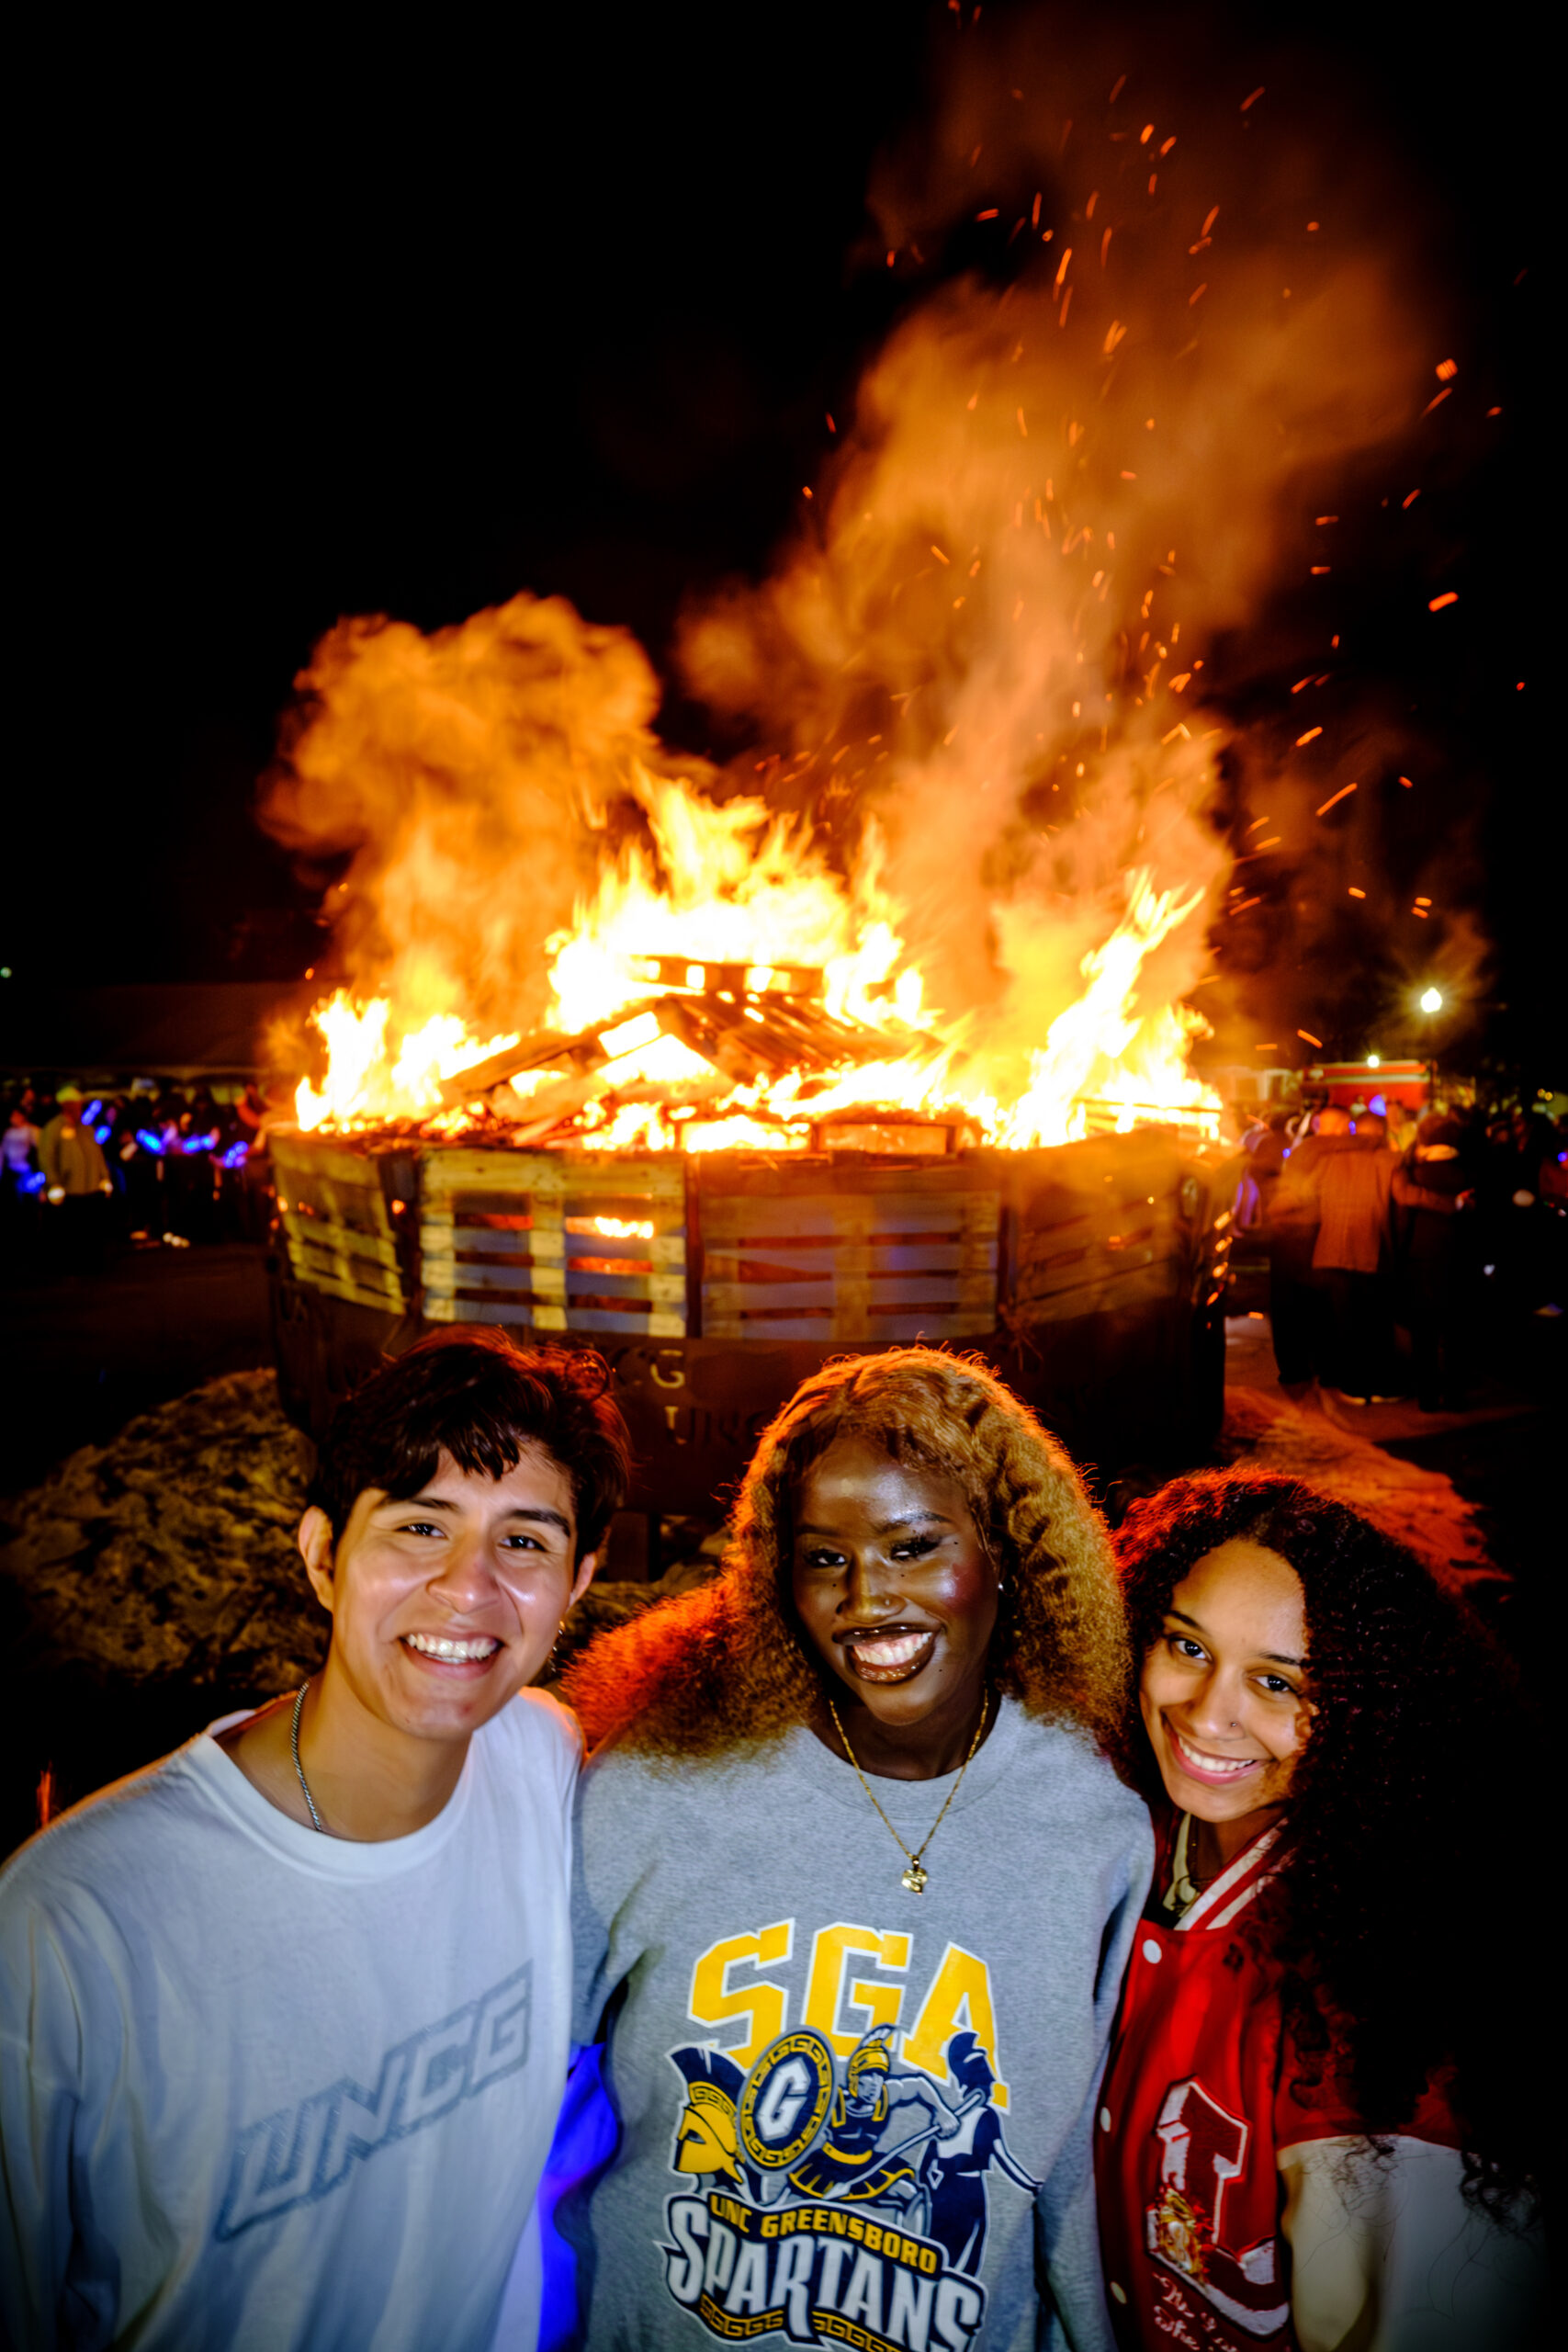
[567,1698,1153,2352]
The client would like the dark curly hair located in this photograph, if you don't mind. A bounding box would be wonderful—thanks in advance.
[307,1327,630,1559]
[564,1347,1129,1756]
[1116,1468,1538,2216]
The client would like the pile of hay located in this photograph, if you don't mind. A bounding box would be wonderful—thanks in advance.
[1,1373,323,1693]
[0,1371,712,1711]
[1218,1387,1498,1591]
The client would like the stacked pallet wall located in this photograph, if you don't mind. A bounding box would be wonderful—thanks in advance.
[1010,1136,1200,1325]
[697,1162,999,1343]
[271,1135,408,1314]
[421,1149,687,1337]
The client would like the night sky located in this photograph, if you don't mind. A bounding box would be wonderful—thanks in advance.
[9,5,1547,1074]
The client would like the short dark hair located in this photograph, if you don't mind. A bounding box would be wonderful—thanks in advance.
[307,1328,631,1559]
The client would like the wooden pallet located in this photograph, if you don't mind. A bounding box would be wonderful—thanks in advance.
[1011,1140,1198,1325]
[271,1134,410,1314]
[420,1148,687,1337]
[699,1172,999,1342]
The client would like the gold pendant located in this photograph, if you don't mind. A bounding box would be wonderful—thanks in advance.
[901,1860,928,1894]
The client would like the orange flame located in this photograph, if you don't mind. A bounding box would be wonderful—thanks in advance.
[295,997,522,1132]
[266,74,1423,1154]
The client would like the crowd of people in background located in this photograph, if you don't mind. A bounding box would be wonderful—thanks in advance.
[0,1078,279,1272]
[1234,1094,1568,1409]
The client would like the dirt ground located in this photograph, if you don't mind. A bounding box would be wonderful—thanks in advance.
[0,1240,273,1496]
[1214,1309,1554,1670]
[1,1250,1558,1861]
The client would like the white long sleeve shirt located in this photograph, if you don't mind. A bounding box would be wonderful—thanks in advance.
[0,1690,581,2352]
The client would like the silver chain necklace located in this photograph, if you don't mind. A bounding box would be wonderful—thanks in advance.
[291,1682,326,1834]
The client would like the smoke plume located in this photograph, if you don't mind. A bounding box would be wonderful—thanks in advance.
[261,12,1440,1114]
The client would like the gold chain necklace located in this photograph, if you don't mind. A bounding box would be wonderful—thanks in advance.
[1162,1811,1201,1918]
[825,1689,989,1894]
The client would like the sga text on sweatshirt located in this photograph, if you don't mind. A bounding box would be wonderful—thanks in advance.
[0,1690,581,2352]
[566,1698,1154,2352]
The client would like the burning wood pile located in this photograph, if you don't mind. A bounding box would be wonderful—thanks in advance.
[423,958,974,1159]
[269,1097,1234,1517]
[254,100,1421,1481]
[281,789,1225,1167]
[258,316,1249,1489]
[268,854,1233,1476]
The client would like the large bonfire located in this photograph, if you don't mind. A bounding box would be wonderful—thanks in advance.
[261,69,1420,1158]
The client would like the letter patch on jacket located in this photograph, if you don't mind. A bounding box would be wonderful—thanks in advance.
[1147,2076,1289,2336]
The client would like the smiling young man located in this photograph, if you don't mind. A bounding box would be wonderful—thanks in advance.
[0,1329,628,2352]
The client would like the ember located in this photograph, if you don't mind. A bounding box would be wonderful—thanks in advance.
[255,90,1429,1162]
[254,29,1437,1498]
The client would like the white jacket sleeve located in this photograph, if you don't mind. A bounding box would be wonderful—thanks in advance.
[0,1942,80,2351]
[1279,2134,1546,2351]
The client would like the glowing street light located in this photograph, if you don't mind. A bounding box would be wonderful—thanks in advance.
[1416,986,1444,1106]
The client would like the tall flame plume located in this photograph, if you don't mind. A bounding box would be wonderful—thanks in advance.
[263,61,1421,1153]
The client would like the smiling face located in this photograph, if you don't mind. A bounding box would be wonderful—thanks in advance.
[1139,1537,1312,1860]
[790,1435,998,1763]
[301,1443,596,1748]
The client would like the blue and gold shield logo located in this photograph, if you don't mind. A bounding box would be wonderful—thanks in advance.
[736,2030,836,2172]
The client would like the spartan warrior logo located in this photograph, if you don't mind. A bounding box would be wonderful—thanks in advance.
[661,2023,1040,2350]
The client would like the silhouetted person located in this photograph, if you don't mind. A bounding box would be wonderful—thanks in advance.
[1267,1104,1352,1388]
[1393,1114,1472,1411]
[1,1103,42,1265]
[38,1092,113,1275]
[1313,1113,1398,1402]
[1506,1112,1560,1313]
[118,1105,167,1241]
[1248,1111,1289,1227]
[1385,1102,1418,1155]
[163,1105,220,1243]
[1,1103,39,1195]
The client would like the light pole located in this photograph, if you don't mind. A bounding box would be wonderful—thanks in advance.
[1418,987,1443,1105]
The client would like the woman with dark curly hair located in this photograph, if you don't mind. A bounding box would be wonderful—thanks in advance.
[1099,1469,1544,2350]
[558,1348,1152,2352]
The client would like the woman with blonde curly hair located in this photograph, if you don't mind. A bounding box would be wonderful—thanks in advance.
[555,1347,1152,2352]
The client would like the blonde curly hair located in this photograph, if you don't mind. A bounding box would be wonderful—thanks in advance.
[564,1347,1130,1756]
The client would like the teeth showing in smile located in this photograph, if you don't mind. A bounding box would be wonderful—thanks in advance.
[848,1630,934,1673]
[1172,1727,1258,1777]
[403,1632,501,1663]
